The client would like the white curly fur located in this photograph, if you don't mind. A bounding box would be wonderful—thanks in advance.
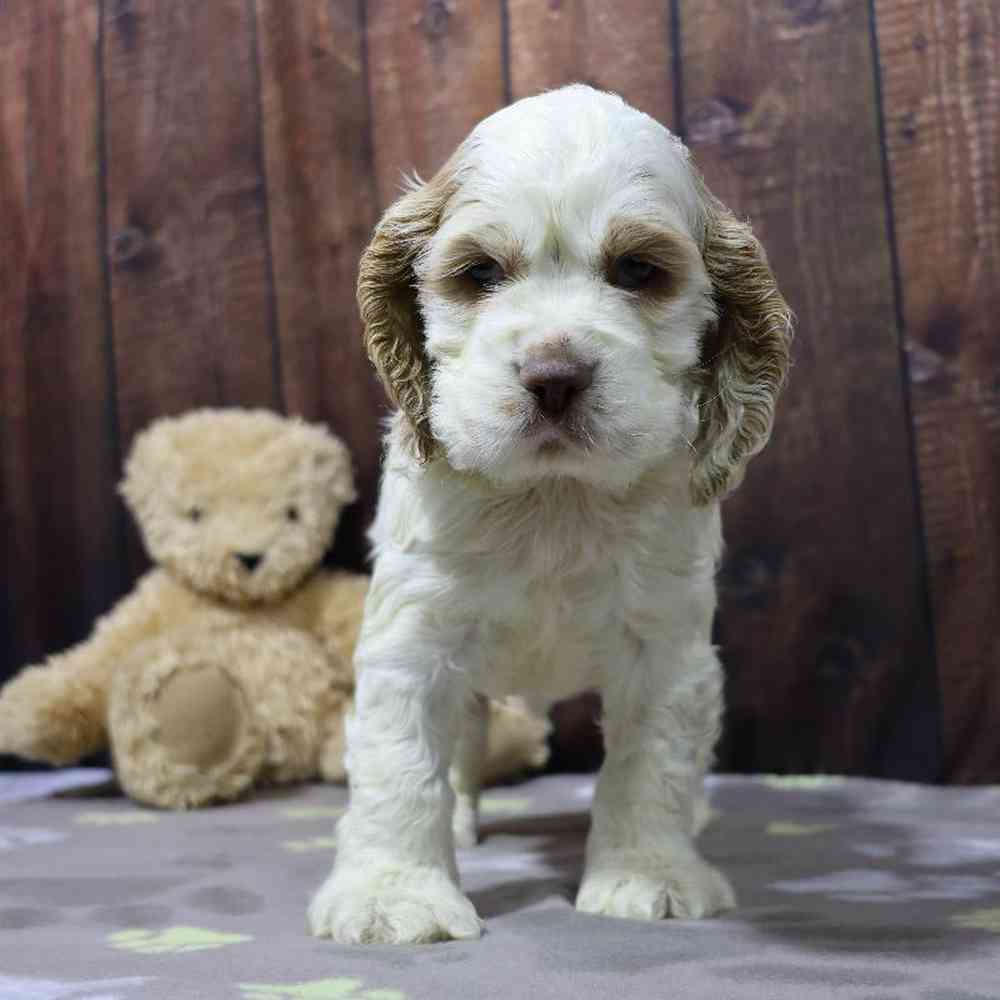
[311,85,791,943]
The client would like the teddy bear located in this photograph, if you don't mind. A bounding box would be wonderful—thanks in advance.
[0,409,549,818]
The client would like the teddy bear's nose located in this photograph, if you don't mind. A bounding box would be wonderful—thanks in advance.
[236,552,263,573]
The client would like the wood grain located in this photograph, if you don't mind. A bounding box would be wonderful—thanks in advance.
[365,0,506,209]
[1,0,996,781]
[678,0,940,778]
[0,1,124,680]
[507,0,674,123]
[254,0,384,568]
[874,0,1000,781]
[102,0,281,450]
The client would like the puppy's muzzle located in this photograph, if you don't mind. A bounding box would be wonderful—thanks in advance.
[518,355,596,421]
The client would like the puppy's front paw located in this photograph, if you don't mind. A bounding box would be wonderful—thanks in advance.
[576,857,735,921]
[309,865,483,944]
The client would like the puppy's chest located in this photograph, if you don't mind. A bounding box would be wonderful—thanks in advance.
[453,519,636,702]
[473,590,626,704]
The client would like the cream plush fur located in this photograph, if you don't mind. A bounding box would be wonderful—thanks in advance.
[0,409,548,811]
[309,86,792,943]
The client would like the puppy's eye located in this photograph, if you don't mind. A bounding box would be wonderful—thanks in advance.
[285,505,299,523]
[463,259,505,290]
[609,255,657,291]
[187,506,203,523]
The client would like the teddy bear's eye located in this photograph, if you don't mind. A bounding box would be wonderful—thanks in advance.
[187,506,203,523]
[285,505,299,523]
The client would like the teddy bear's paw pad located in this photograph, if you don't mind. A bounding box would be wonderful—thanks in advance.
[153,664,247,769]
[309,870,482,944]
[576,859,735,921]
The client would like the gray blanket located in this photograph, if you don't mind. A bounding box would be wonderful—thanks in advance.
[1,770,998,999]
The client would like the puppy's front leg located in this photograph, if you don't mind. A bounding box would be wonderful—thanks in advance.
[309,624,481,944]
[577,639,735,921]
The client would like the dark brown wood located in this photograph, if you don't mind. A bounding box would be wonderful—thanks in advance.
[0,0,124,680]
[254,0,384,569]
[102,0,281,515]
[1,0,996,781]
[0,0,34,680]
[874,0,1000,782]
[508,0,674,123]
[365,0,506,209]
[679,0,940,779]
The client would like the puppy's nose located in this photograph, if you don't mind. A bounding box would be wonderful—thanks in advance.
[519,358,595,420]
[236,552,263,572]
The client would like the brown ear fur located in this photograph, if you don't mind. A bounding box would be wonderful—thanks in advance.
[690,177,793,505]
[357,169,457,461]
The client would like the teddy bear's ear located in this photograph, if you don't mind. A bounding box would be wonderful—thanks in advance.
[306,429,357,506]
[118,416,179,519]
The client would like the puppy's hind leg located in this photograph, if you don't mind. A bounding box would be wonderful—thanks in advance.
[450,692,488,849]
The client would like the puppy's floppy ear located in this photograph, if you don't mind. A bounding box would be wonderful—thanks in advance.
[690,175,793,505]
[357,168,457,461]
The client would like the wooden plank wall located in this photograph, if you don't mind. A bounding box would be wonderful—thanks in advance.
[1,2,124,675]
[1,0,996,781]
[679,0,940,780]
[874,0,1000,781]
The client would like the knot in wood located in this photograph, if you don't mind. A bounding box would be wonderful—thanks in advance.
[816,636,862,688]
[110,226,149,268]
[687,98,746,147]
[421,0,452,39]
[783,0,827,26]
[719,546,782,609]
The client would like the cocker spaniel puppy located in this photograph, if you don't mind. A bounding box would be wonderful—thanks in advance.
[310,84,792,944]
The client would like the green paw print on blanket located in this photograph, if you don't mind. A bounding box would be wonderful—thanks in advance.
[283,835,339,853]
[282,806,345,820]
[766,821,834,837]
[952,908,1000,933]
[108,926,252,954]
[761,775,845,790]
[479,796,531,815]
[76,810,159,826]
[240,978,405,1000]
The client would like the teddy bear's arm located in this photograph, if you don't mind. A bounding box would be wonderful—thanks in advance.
[288,569,370,676]
[270,570,369,785]
[0,569,182,765]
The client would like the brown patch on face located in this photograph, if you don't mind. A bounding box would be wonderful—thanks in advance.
[600,217,693,300]
[426,225,528,304]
